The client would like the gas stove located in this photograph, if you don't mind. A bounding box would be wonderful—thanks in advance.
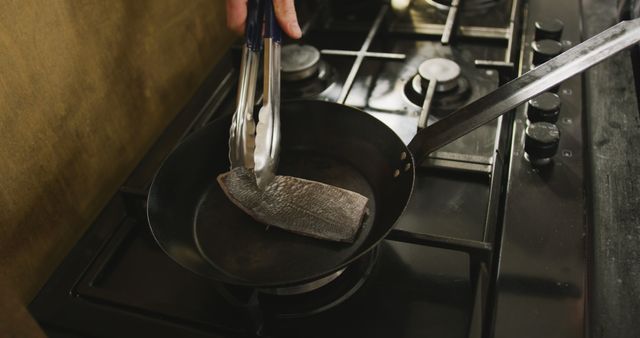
[29,1,639,337]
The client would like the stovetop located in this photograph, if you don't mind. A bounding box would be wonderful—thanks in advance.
[30,0,631,337]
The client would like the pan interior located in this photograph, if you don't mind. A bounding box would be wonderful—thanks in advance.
[194,149,377,285]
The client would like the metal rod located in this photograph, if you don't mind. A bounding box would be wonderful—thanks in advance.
[467,263,490,338]
[391,23,509,40]
[472,0,520,72]
[473,60,515,86]
[429,151,493,165]
[337,5,388,104]
[387,229,493,256]
[421,158,493,174]
[418,80,437,129]
[441,0,461,44]
[474,60,514,69]
[504,0,521,62]
[408,18,640,158]
[321,49,406,60]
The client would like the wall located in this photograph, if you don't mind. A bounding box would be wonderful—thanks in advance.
[0,0,234,306]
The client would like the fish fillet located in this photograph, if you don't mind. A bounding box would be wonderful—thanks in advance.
[217,167,368,243]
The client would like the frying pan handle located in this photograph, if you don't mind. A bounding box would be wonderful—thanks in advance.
[408,18,640,160]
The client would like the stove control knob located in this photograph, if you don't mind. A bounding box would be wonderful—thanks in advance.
[527,92,561,123]
[532,39,563,66]
[534,19,564,41]
[525,122,560,163]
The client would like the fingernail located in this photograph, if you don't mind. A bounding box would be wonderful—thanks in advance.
[289,22,302,39]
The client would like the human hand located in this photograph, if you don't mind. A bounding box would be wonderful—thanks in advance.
[226,0,302,39]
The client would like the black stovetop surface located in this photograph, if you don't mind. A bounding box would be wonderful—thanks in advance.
[30,0,627,337]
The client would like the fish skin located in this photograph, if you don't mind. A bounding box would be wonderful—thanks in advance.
[217,167,368,243]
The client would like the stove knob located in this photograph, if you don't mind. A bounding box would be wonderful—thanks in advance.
[534,19,564,41]
[525,122,560,162]
[532,39,563,66]
[527,92,561,123]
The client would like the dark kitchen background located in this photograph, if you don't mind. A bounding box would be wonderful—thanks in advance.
[1,0,639,337]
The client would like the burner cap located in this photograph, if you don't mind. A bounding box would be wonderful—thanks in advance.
[404,58,473,112]
[418,58,461,92]
[281,45,321,82]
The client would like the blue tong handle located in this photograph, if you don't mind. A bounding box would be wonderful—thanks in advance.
[245,0,282,50]
[264,0,282,43]
[245,0,264,51]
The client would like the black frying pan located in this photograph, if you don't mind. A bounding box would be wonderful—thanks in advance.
[147,19,640,288]
[148,101,410,287]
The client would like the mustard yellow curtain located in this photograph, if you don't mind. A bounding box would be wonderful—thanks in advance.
[0,0,234,304]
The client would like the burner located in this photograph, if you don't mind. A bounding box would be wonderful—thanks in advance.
[418,57,461,92]
[282,45,321,81]
[259,269,346,296]
[257,247,378,319]
[281,45,337,99]
[426,0,502,13]
[404,58,472,114]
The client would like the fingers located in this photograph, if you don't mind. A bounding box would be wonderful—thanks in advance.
[227,0,302,39]
[273,0,302,39]
[227,0,247,35]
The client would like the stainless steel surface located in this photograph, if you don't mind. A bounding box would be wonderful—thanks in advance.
[229,46,259,169]
[254,38,281,189]
[409,18,640,158]
[361,38,499,174]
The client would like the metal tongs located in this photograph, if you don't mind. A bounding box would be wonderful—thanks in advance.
[229,0,282,189]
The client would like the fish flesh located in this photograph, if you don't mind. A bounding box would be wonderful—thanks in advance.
[217,167,368,243]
